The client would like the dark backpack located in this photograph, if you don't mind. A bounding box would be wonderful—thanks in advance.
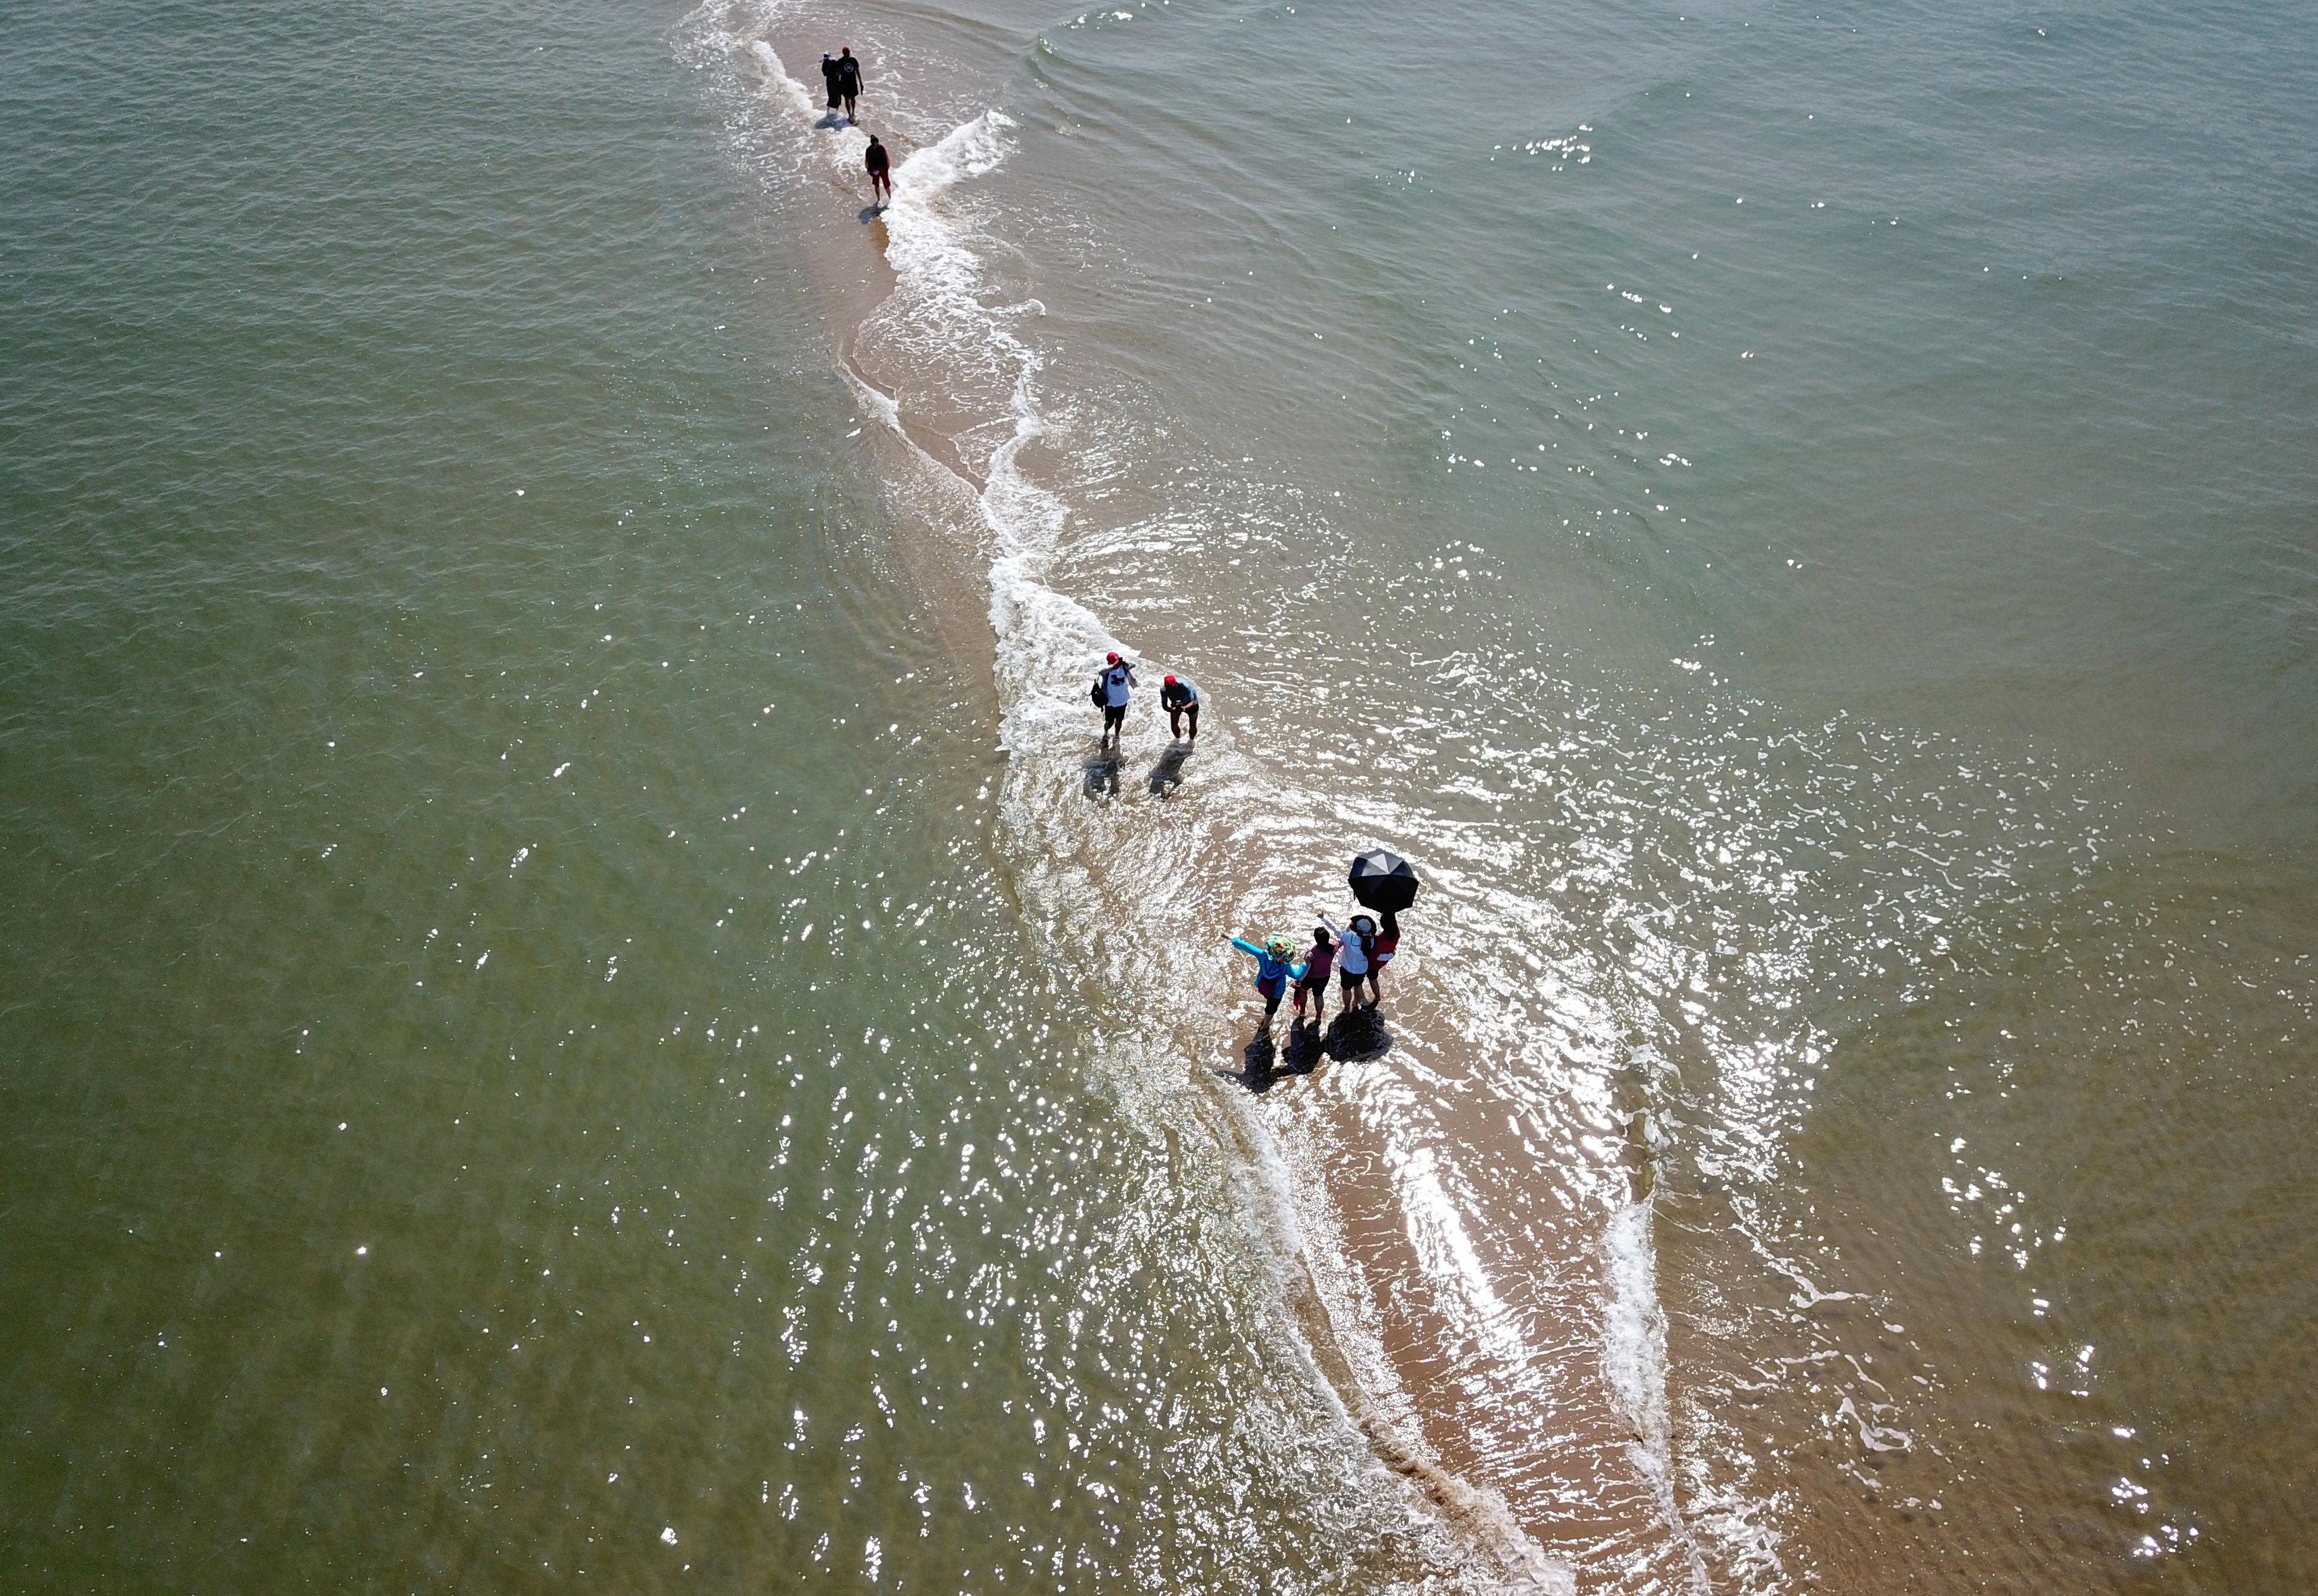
[1091,675,1108,708]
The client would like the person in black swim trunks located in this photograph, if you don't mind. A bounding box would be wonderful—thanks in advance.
[864,134,891,203]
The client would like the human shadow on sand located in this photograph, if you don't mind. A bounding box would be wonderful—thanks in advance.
[859,205,886,224]
[1219,1028,1287,1094]
[1147,742,1192,797]
[1082,753,1122,801]
[1217,1007,1392,1094]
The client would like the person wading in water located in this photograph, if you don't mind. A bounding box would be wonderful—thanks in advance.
[1160,673,1200,742]
[1292,926,1335,1026]
[834,46,863,122]
[864,134,891,204]
[1092,652,1137,751]
[1227,933,1304,1032]
[1321,912,1376,1010]
[1365,908,1400,1007]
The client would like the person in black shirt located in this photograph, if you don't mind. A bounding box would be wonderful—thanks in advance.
[864,135,891,203]
[820,53,841,113]
[834,47,863,123]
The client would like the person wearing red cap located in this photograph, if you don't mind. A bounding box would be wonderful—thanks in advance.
[1159,673,1199,742]
[1091,651,1137,750]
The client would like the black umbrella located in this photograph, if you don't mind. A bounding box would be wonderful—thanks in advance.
[1347,848,1420,913]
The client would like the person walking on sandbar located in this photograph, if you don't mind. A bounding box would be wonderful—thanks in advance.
[1160,673,1200,742]
[1321,912,1376,1010]
[864,134,891,203]
[1092,651,1137,751]
[834,46,863,123]
[1227,932,1305,1031]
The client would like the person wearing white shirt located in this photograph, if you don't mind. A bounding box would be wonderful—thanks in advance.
[1092,651,1137,750]
[1320,912,1378,1010]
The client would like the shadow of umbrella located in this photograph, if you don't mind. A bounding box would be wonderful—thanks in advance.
[1146,743,1192,797]
[1322,1007,1394,1062]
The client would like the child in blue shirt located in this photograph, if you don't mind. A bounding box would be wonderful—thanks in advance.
[1226,932,1305,1029]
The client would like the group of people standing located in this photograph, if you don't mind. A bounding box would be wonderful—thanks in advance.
[1090,650,1410,1033]
[820,47,892,203]
[1229,909,1402,1032]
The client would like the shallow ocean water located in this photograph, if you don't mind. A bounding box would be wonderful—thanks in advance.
[4,0,2314,1590]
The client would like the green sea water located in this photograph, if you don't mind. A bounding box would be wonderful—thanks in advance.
[7,0,2316,1590]
[0,2,1462,1589]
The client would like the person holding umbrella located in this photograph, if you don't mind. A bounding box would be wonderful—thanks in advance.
[1344,848,1420,1009]
[1360,909,1401,1006]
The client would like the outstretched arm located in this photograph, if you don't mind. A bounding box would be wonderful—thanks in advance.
[1227,935,1264,960]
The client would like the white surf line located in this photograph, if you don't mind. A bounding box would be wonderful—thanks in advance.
[1605,1189,1714,1595]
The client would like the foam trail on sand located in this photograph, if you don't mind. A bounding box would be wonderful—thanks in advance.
[1605,1193,1713,1595]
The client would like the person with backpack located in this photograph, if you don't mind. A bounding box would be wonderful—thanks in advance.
[1227,932,1305,1030]
[1091,651,1137,750]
